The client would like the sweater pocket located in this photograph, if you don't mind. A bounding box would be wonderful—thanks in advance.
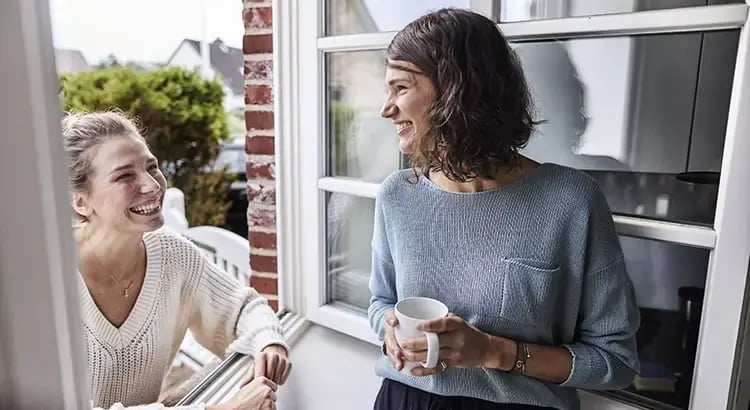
[500,258,561,327]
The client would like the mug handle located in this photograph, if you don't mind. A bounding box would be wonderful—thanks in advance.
[420,331,440,369]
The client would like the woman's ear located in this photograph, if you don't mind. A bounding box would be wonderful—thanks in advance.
[71,191,91,219]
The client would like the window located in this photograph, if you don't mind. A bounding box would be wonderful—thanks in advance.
[616,237,709,409]
[326,0,471,35]
[289,2,750,409]
[498,0,745,23]
[326,192,374,311]
[326,51,399,181]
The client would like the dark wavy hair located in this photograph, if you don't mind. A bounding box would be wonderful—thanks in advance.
[387,8,539,181]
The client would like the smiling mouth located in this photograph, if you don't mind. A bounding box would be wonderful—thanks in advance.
[396,122,413,135]
[129,201,162,216]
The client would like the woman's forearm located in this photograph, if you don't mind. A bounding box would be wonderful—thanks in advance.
[483,334,573,384]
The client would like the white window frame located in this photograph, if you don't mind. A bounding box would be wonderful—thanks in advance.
[280,1,750,409]
[0,0,90,407]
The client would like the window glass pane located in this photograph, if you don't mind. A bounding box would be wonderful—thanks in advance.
[327,51,400,182]
[326,0,471,36]
[620,236,708,409]
[498,0,743,23]
[326,193,374,311]
[516,31,739,225]
[397,31,737,225]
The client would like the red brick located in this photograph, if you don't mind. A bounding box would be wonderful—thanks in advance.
[246,160,274,179]
[244,60,273,81]
[243,7,272,29]
[245,84,273,105]
[245,110,274,131]
[246,135,274,155]
[251,276,278,294]
[243,34,273,54]
[247,183,276,205]
[250,254,277,273]
[249,231,277,250]
[248,207,276,228]
[267,299,279,312]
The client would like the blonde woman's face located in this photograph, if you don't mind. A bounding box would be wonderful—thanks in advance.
[73,136,167,233]
[380,60,436,154]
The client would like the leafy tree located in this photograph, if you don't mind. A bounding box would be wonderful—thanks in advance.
[59,67,235,226]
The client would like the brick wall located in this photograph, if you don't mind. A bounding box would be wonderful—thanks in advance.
[243,0,278,311]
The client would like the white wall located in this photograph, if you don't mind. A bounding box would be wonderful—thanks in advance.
[169,42,216,77]
[281,324,641,410]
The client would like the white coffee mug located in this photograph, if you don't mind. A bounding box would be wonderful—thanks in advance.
[394,296,449,371]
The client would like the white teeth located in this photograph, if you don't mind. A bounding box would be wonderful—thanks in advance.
[396,122,412,133]
[130,202,161,214]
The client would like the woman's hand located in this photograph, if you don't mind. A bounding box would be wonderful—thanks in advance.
[209,376,277,410]
[241,344,293,387]
[383,309,405,371]
[400,313,495,376]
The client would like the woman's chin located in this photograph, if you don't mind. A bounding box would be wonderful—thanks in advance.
[128,213,165,232]
[398,138,414,154]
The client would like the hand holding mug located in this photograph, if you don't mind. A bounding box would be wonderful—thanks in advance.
[383,309,405,371]
[392,297,449,374]
[401,313,493,376]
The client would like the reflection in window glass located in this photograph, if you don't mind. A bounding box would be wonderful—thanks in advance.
[326,0,470,36]
[327,51,400,182]
[498,0,743,23]
[619,236,708,409]
[326,193,374,311]
[515,31,739,225]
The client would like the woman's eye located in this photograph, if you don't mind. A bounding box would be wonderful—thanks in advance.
[116,173,133,181]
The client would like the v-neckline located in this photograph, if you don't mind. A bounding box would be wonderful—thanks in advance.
[78,232,163,349]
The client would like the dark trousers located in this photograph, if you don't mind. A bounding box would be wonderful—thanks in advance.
[374,379,555,410]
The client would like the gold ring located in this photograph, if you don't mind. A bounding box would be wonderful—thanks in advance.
[439,360,448,372]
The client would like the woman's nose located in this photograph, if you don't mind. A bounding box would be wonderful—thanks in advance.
[139,174,161,194]
[380,98,395,119]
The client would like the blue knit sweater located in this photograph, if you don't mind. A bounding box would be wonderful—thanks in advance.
[368,163,640,410]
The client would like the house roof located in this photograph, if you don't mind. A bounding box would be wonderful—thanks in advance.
[54,49,89,74]
[180,38,244,97]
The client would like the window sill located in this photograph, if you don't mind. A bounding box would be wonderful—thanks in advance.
[175,310,309,407]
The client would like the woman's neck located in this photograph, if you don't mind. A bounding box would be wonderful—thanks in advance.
[430,156,539,193]
[76,224,144,279]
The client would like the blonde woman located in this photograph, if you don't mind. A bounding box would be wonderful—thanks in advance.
[62,111,290,410]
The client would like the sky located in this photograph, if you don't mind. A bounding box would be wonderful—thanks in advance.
[49,0,469,65]
[49,0,244,64]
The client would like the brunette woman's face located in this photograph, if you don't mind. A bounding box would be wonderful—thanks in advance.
[380,60,436,154]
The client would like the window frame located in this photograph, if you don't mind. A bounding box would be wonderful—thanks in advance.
[283,1,750,409]
[0,0,90,407]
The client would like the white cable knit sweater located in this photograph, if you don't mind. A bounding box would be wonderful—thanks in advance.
[78,227,287,410]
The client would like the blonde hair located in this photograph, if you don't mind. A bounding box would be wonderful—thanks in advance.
[61,110,145,222]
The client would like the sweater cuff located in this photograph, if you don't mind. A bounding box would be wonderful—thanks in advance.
[227,326,288,357]
[560,343,603,388]
[559,344,578,386]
